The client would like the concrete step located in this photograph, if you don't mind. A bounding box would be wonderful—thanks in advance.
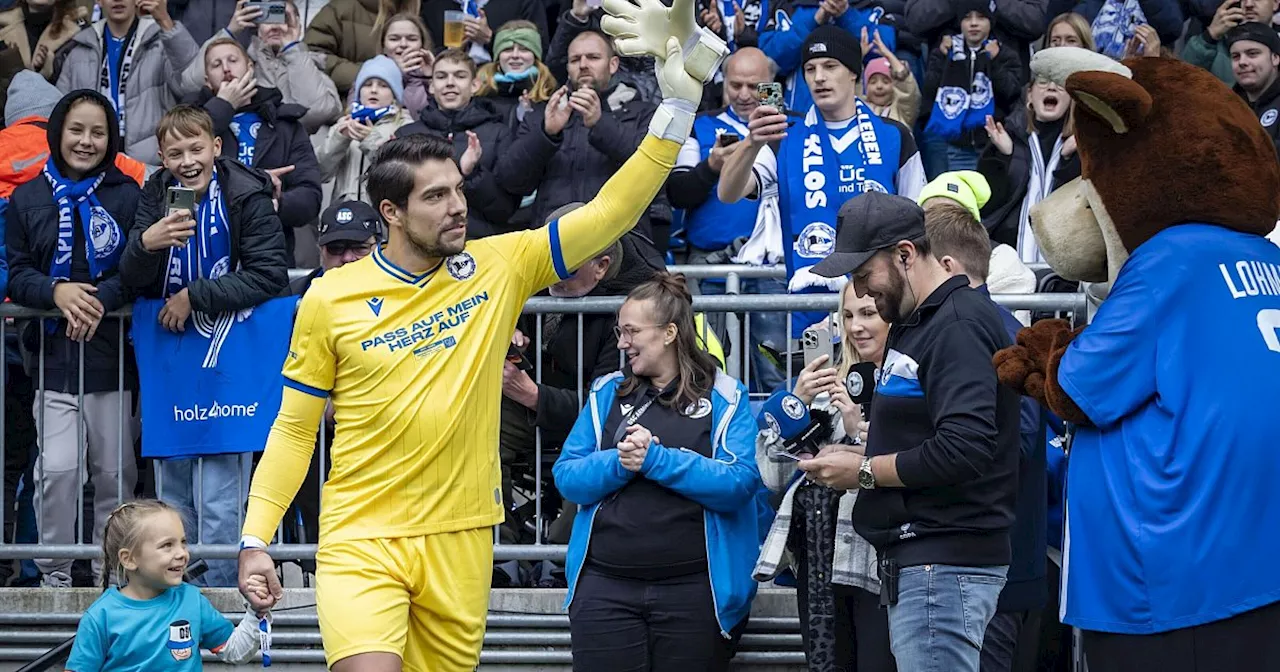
[0,587,807,671]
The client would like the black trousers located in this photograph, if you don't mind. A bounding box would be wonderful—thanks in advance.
[568,566,737,672]
[1084,600,1280,672]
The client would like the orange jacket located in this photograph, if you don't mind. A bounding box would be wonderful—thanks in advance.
[0,115,147,199]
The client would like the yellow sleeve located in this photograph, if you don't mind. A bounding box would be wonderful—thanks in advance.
[243,387,325,541]
[242,292,334,541]
[501,135,681,294]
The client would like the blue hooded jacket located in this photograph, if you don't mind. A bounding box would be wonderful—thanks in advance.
[555,370,768,635]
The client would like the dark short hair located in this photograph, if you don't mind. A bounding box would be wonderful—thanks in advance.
[570,29,615,60]
[924,201,989,282]
[364,133,457,210]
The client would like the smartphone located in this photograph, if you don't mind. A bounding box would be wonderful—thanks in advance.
[756,82,784,111]
[245,0,287,24]
[802,322,834,369]
[506,345,534,373]
[717,132,741,147]
[166,186,196,219]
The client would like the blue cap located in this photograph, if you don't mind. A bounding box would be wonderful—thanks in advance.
[757,391,811,439]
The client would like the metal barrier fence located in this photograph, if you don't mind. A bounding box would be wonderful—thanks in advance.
[0,267,1087,573]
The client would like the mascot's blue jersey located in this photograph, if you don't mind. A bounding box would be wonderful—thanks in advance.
[1057,223,1280,634]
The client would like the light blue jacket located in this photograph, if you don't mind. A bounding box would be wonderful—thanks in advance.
[554,370,766,636]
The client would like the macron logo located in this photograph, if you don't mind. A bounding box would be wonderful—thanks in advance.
[367,297,384,316]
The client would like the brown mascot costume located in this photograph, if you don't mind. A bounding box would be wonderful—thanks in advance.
[994,49,1280,670]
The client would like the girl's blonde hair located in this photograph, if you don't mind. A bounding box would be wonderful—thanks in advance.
[374,0,423,35]
[837,282,861,381]
[101,499,180,589]
[1041,13,1096,52]
[474,21,558,104]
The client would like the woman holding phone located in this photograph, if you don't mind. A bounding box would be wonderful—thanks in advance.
[4,90,142,588]
[554,273,765,672]
[754,281,896,672]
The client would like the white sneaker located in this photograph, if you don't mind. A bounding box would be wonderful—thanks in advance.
[41,571,72,588]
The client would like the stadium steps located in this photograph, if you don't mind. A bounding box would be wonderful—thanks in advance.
[0,588,807,671]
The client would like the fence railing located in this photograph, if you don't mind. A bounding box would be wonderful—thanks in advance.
[0,271,1087,569]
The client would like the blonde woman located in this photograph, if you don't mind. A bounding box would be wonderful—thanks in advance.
[305,0,422,98]
[381,13,434,118]
[1040,12,1097,51]
[754,282,895,672]
[474,20,557,126]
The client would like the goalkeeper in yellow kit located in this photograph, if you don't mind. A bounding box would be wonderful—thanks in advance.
[234,0,727,669]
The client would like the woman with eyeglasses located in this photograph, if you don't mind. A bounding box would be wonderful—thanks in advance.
[554,273,765,672]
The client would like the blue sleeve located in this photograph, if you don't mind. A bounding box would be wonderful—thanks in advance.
[1138,0,1184,43]
[638,392,763,513]
[758,7,821,77]
[65,609,107,672]
[1056,252,1165,428]
[0,198,8,301]
[838,7,897,53]
[198,591,235,651]
[552,391,636,507]
[1070,0,1103,20]
[1018,397,1039,460]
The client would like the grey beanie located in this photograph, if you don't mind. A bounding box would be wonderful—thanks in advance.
[6,71,64,126]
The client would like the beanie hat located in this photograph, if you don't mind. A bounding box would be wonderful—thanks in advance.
[493,25,543,62]
[353,55,406,106]
[917,170,992,222]
[1226,22,1280,56]
[863,57,892,85]
[6,70,64,126]
[954,0,997,21]
[801,26,862,74]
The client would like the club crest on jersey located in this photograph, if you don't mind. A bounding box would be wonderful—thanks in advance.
[447,252,476,280]
[781,395,805,420]
[168,620,194,661]
[684,398,713,419]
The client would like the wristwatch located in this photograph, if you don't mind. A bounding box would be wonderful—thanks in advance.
[858,457,877,490]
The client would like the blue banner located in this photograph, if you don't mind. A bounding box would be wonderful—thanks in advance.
[132,296,297,459]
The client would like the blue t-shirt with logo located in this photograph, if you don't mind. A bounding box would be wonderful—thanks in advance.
[1057,223,1280,634]
[65,584,235,671]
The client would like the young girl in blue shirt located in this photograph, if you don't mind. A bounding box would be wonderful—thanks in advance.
[65,499,269,671]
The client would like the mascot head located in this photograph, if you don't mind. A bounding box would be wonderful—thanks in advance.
[1029,50,1280,287]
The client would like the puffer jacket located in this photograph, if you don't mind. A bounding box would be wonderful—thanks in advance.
[904,0,1047,82]
[317,108,413,204]
[495,84,664,239]
[55,17,201,164]
[177,32,344,133]
[304,0,382,99]
[119,157,289,313]
[555,370,766,636]
[398,98,520,237]
[186,86,324,258]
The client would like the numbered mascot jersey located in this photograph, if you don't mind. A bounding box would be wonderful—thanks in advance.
[1057,223,1280,634]
[65,584,234,671]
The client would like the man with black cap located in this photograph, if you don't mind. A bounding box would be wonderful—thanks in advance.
[797,190,1020,672]
[288,200,383,295]
[1228,22,1280,159]
[720,25,925,340]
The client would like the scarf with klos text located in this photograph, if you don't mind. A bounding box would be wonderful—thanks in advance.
[165,168,231,297]
[925,36,995,142]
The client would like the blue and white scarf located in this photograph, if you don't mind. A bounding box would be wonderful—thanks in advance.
[229,112,262,166]
[1090,0,1147,60]
[924,36,994,142]
[44,161,122,282]
[351,102,397,125]
[165,168,231,298]
[778,100,901,335]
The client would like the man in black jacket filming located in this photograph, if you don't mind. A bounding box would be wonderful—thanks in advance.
[798,191,1019,672]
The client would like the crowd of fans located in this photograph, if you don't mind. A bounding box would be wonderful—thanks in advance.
[0,0,1276,668]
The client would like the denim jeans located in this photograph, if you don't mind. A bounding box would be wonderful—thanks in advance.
[156,453,252,587]
[888,564,1009,672]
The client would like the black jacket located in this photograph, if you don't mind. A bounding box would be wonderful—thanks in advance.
[922,44,1024,149]
[854,276,1020,568]
[1237,77,1280,161]
[905,0,1048,83]
[186,86,324,258]
[397,98,522,237]
[6,89,140,394]
[978,118,1080,249]
[532,232,664,446]
[496,88,661,237]
[119,157,290,313]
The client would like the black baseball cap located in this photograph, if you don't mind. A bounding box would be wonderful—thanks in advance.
[810,192,926,278]
[318,201,382,246]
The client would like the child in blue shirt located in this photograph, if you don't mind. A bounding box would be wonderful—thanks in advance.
[65,499,269,671]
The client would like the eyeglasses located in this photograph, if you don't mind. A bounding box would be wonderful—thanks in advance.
[324,242,374,257]
[613,324,665,344]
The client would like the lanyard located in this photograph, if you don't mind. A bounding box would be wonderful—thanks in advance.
[259,616,271,667]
